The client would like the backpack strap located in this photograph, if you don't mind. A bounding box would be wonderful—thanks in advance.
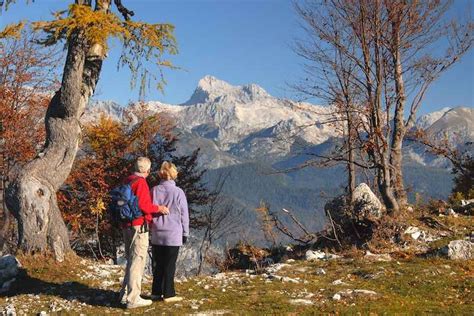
[128,177,142,187]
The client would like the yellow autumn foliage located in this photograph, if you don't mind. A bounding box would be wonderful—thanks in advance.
[90,197,106,216]
[84,115,127,158]
[31,4,177,94]
[32,5,125,50]
[0,22,25,39]
[32,4,176,52]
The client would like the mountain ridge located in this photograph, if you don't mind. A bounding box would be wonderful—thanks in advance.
[86,75,473,170]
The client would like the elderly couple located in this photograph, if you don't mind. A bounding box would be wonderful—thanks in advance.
[119,157,190,309]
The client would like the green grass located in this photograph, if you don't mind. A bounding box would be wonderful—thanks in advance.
[1,253,473,315]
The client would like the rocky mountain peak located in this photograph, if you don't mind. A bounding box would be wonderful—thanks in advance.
[197,75,234,93]
[183,75,270,105]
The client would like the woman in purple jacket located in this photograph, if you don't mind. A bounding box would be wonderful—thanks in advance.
[150,161,190,303]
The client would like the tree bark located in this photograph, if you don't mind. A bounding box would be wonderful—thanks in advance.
[373,5,399,214]
[346,108,356,201]
[6,1,108,260]
[389,17,408,208]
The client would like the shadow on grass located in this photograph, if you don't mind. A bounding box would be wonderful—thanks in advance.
[1,268,123,309]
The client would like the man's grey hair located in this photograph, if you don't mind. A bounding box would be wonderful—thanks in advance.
[135,157,152,173]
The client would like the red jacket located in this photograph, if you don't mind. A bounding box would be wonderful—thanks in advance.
[123,174,159,227]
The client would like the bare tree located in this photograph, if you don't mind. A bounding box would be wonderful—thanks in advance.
[293,0,473,213]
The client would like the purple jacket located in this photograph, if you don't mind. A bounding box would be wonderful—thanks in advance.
[150,180,190,246]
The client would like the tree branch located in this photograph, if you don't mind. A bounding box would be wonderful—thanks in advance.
[114,0,134,20]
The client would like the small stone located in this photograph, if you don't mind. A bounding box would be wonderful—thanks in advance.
[364,251,392,262]
[282,277,299,284]
[445,208,458,217]
[305,250,326,261]
[353,289,377,296]
[213,273,227,280]
[289,298,313,305]
[315,268,326,275]
[4,304,16,316]
[331,279,347,285]
[204,285,210,290]
[404,226,423,240]
[332,293,341,300]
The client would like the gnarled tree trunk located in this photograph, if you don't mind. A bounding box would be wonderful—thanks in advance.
[6,1,109,260]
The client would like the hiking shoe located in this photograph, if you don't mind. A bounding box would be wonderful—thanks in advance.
[126,297,153,309]
[118,292,127,305]
[151,294,162,301]
[163,296,183,303]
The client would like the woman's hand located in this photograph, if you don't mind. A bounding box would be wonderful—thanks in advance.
[158,205,170,215]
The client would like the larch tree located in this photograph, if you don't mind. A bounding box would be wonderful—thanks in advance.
[2,0,177,260]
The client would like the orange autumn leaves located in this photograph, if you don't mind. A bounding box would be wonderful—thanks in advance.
[0,32,60,188]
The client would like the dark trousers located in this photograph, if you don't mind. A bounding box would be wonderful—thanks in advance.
[151,245,180,298]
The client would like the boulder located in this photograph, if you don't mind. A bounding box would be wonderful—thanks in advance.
[0,255,21,293]
[352,183,384,219]
[324,183,384,226]
[441,240,473,260]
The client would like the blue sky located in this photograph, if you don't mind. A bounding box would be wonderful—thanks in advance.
[1,0,473,115]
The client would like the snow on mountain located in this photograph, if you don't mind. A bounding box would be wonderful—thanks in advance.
[87,76,338,167]
[82,100,124,122]
[416,107,451,130]
[183,75,271,105]
[405,106,474,168]
[425,107,474,144]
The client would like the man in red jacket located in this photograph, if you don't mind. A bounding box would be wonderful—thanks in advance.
[119,157,169,309]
